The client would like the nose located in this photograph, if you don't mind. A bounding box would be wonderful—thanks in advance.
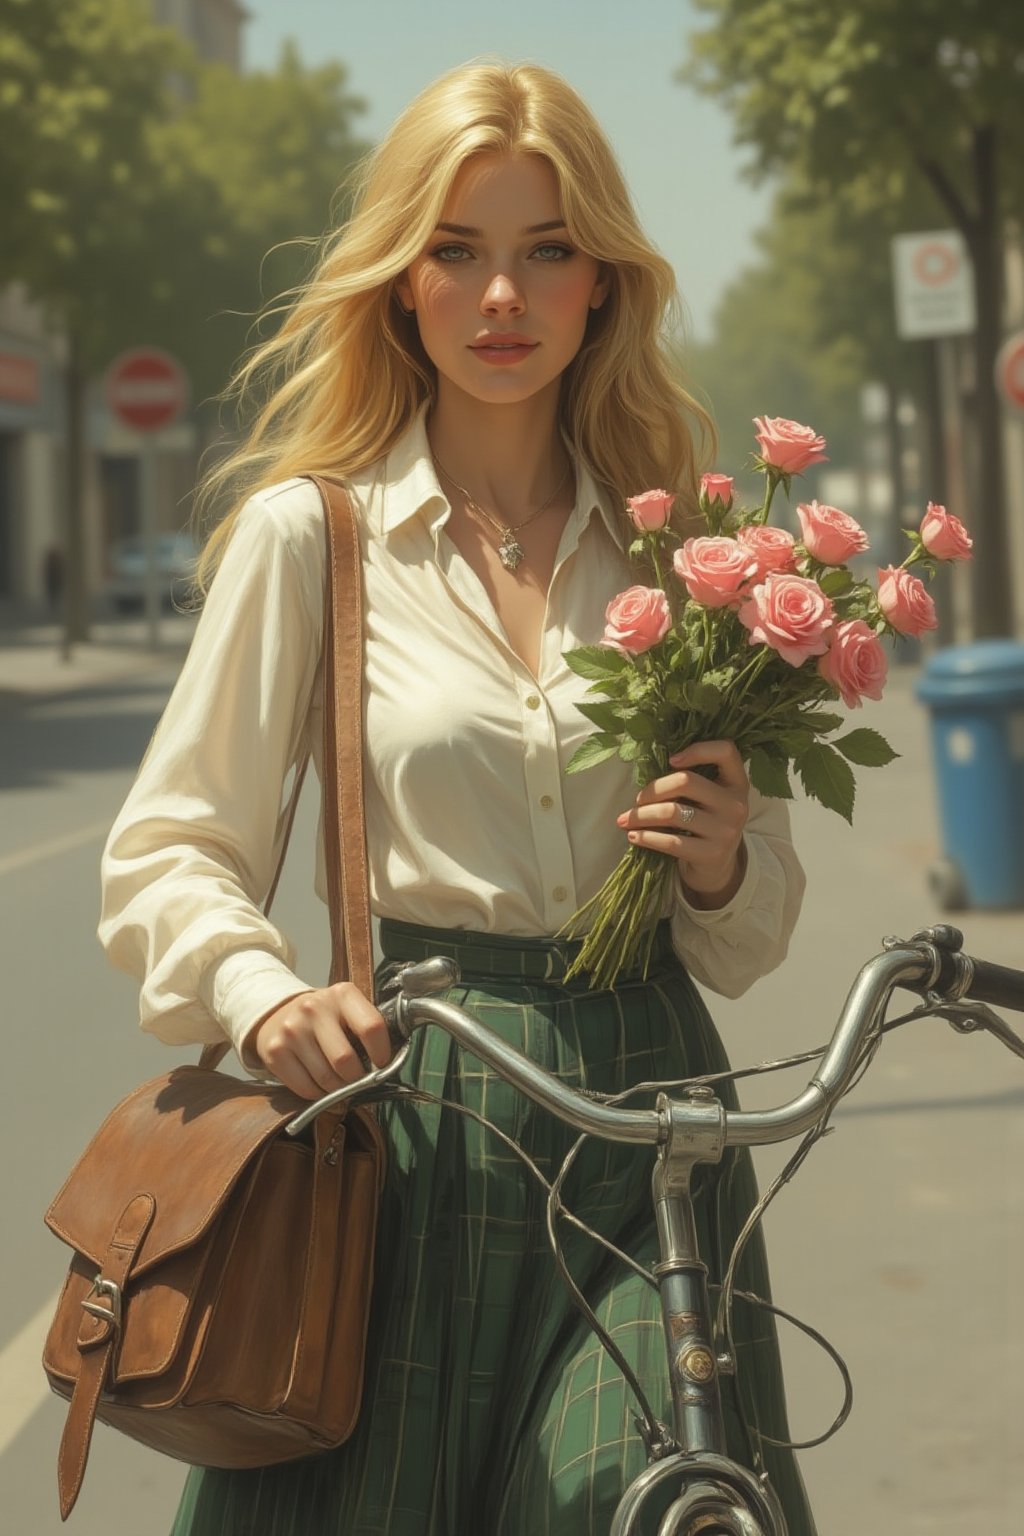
[480,269,525,316]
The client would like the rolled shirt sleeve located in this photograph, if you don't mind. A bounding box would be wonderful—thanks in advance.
[669,787,805,999]
[97,489,325,1062]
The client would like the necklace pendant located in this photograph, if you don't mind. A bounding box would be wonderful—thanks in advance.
[498,528,526,571]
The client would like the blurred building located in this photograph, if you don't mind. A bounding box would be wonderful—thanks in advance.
[0,0,248,617]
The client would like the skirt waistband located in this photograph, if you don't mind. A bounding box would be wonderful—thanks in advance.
[377,917,676,985]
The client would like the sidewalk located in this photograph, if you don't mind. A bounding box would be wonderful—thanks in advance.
[0,614,197,705]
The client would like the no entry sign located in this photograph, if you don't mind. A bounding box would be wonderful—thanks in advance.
[106,348,189,432]
[995,331,1024,415]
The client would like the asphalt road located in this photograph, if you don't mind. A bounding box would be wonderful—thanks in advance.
[1,649,1022,1534]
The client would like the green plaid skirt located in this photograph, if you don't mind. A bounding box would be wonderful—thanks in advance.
[171,921,817,1535]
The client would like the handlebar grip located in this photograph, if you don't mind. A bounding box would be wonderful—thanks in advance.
[966,958,1024,1014]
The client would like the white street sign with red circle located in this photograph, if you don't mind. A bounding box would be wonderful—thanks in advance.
[106,348,189,432]
[996,331,1024,414]
[891,230,976,340]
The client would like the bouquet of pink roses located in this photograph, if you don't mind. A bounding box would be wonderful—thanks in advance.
[561,415,973,989]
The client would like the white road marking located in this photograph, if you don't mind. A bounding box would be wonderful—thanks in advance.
[0,1288,62,1455]
[0,821,110,878]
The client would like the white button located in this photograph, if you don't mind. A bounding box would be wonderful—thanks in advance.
[552,885,568,902]
[540,794,554,810]
[525,693,541,710]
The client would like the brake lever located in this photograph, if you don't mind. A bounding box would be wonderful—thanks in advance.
[928,997,1024,1062]
[285,1035,413,1137]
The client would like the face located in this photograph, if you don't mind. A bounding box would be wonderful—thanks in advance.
[396,152,609,406]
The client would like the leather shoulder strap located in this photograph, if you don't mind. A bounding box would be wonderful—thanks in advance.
[200,474,372,1070]
[308,474,374,1001]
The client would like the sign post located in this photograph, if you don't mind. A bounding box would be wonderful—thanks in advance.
[105,349,189,650]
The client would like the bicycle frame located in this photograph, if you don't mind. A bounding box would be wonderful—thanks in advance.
[285,927,1024,1535]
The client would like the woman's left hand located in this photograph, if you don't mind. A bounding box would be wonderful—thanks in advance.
[615,739,750,910]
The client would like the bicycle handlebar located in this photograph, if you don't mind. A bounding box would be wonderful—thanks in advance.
[285,926,1024,1145]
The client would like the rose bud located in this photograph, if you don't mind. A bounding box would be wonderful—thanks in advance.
[601,585,672,655]
[796,500,869,565]
[920,502,973,561]
[626,489,675,532]
[877,565,938,637]
[753,416,828,475]
[699,473,734,509]
[818,619,888,708]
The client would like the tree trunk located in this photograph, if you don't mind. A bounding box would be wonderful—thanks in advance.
[61,329,90,653]
[965,124,1012,638]
[920,341,954,645]
[884,380,907,571]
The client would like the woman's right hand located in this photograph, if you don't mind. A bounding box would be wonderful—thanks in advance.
[250,984,393,1101]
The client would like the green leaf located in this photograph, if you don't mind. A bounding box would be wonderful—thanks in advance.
[833,728,899,767]
[748,747,794,800]
[798,709,845,734]
[565,734,620,774]
[618,736,642,762]
[564,645,630,682]
[796,743,856,823]
[773,727,814,756]
[575,699,624,732]
[818,567,854,597]
[624,713,657,742]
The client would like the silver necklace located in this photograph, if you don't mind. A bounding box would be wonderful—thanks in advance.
[433,451,572,572]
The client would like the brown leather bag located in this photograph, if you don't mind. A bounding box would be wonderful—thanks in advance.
[43,477,385,1521]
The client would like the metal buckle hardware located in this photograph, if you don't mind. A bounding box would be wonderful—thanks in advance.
[82,1275,123,1334]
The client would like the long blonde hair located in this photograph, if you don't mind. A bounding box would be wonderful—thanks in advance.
[193,58,714,592]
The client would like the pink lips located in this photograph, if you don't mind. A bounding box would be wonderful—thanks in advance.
[470,334,539,365]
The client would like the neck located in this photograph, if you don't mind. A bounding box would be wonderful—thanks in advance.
[426,382,571,520]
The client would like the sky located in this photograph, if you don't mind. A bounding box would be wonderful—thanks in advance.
[242,0,774,341]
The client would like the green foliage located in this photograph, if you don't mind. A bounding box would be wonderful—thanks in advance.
[833,728,900,767]
[795,741,856,824]
[0,0,368,398]
[681,0,1024,217]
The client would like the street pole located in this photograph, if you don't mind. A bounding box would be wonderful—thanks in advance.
[139,441,161,653]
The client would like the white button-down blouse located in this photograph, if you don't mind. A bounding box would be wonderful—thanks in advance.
[98,406,805,1064]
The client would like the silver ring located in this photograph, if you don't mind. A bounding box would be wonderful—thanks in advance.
[677,802,696,827]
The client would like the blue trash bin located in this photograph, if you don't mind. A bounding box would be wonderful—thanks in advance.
[915,639,1024,909]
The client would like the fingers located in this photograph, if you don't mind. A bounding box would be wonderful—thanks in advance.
[614,741,750,896]
[252,984,392,1102]
[669,739,746,786]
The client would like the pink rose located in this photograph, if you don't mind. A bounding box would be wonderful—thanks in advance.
[796,500,869,565]
[673,536,759,609]
[737,524,797,580]
[877,565,938,638]
[920,502,973,561]
[700,473,734,507]
[818,619,888,708]
[626,489,675,532]
[753,416,828,475]
[738,572,835,667]
[601,585,672,655]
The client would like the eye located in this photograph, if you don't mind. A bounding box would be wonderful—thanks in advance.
[430,243,473,263]
[533,243,573,261]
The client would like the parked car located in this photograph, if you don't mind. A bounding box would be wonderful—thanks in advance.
[103,531,199,613]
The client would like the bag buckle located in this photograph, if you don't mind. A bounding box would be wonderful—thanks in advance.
[82,1275,123,1334]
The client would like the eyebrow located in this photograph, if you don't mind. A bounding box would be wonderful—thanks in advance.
[434,220,568,237]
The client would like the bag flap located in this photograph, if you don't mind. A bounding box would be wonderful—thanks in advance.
[45,1066,321,1278]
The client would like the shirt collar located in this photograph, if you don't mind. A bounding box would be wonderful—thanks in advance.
[374,401,626,551]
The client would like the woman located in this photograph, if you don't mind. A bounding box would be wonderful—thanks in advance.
[99,60,815,1535]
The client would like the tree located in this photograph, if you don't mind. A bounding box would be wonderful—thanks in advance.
[141,42,369,421]
[681,0,1024,636]
[0,1,368,645]
[0,0,193,643]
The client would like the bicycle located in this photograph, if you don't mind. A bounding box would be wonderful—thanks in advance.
[286,923,1024,1535]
